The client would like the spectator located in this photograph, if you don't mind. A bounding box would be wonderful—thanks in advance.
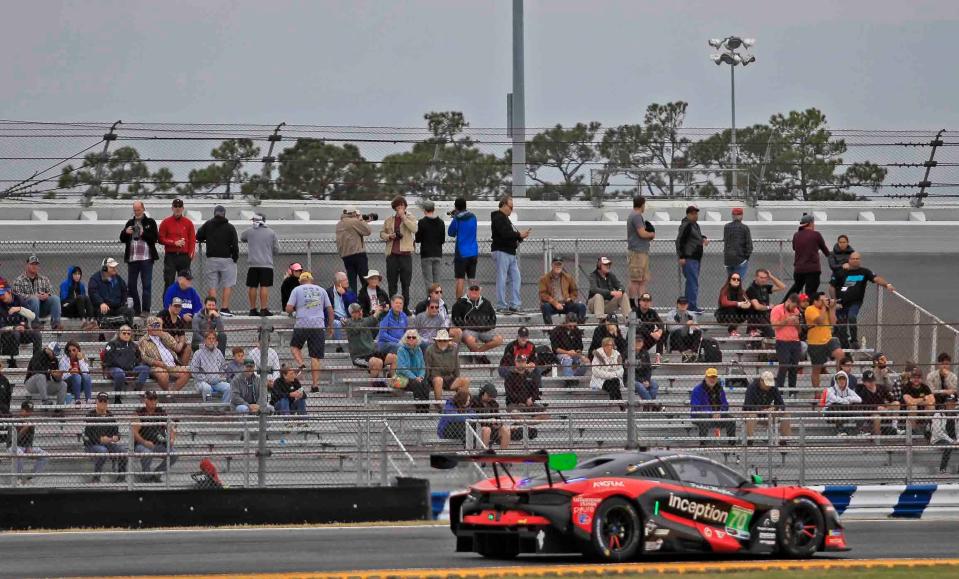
[25,343,67,406]
[415,199,445,288]
[248,342,281,389]
[286,271,334,392]
[224,346,246,381]
[742,371,790,442]
[15,401,47,483]
[189,331,233,405]
[103,325,150,400]
[828,234,854,275]
[448,197,478,300]
[335,207,373,294]
[196,204,239,315]
[784,214,830,299]
[452,284,504,358]
[425,329,469,401]
[132,390,177,482]
[633,293,665,356]
[230,358,273,414]
[626,196,655,308]
[191,295,227,354]
[380,196,418,313]
[158,198,195,291]
[927,353,959,412]
[414,284,461,343]
[437,389,476,443]
[805,292,843,392]
[829,251,894,349]
[771,294,803,395]
[633,338,660,402]
[59,266,96,328]
[392,329,430,406]
[158,298,192,365]
[715,273,751,336]
[690,368,736,443]
[666,296,702,357]
[490,196,529,314]
[241,213,280,317]
[857,369,901,436]
[824,371,862,436]
[745,269,785,338]
[587,256,631,319]
[280,263,304,310]
[139,316,191,391]
[414,299,449,350]
[375,295,409,355]
[505,353,543,408]
[499,326,537,380]
[270,366,307,415]
[13,255,61,329]
[358,270,389,317]
[675,205,707,312]
[589,336,624,401]
[723,207,752,280]
[163,270,203,322]
[120,200,159,315]
[59,341,93,405]
[550,313,589,377]
[901,367,935,434]
[327,271,357,341]
[0,278,41,367]
[588,315,628,360]
[88,257,133,323]
[0,361,11,415]
[873,353,903,403]
[838,356,860,392]
[83,392,127,483]
[344,303,396,381]
[538,257,586,325]
[472,383,513,449]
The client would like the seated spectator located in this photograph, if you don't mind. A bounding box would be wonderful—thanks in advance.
[635,294,666,356]
[588,315,627,360]
[15,401,48,483]
[587,256,631,318]
[823,370,862,436]
[425,329,469,401]
[471,383,512,449]
[498,326,537,380]
[633,340,660,402]
[88,258,133,324]
[189,331,233,405]
[837,356,860,392]
[230,358,274,414]
[0,279,40,368]
[25,342,67,406]
[163,270,203,321]
[550,313,589,377]
[358,270,389,316]
[157,298,193,365]
[414,298,453,350]
[248,343,281,388]
[452,284,503,357]
[139,316,191,391]
[392,329,430,407]
[59,341,93,405]
[343,303,396,381]
[538,257,586,324]
[271,365,307,415]
[224,346,246,381]
[927,352,958,411]
[191,295,227,354]
[666,296,702,355]
[856,369,901,436]
[873,353,902,402]
[505,353,544,410]
[0,361,11,415]
[901,367,935,434]
[437,389,475,443]
[716,273,751,336]
[375,295,409,355]
[280,262,304,310]
[414,283,451,322]
[132,390,177,482]
[83,392,127,483]
[327,271,357,341]
[13,255,62,330]
[690,368,736,443]
[59,266,96,328]
[745,269,785,338]
[742,371,791,442]
[589,337,624,401]
[103,325,150,402]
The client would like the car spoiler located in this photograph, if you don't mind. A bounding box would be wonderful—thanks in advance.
[430,451,576,488]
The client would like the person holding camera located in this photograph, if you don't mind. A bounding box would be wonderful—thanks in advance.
[119,200,159,315]
[380,196,418,314]
[336,206,375,294]
[415,200,445,289]
[805,291,844,392]
[447,197,478,299]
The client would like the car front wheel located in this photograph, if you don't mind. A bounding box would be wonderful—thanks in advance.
[778,498,825,558]
[586,497,642,562]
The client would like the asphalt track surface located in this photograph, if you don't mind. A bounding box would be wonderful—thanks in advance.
[0,520,955,578]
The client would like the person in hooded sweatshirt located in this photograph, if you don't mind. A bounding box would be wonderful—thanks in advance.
[827,235,854,275]
[59,266,95,325]
[447,197,478,299]
[195,205,239,315]
[823,370,863,435]
[241,213,280,317]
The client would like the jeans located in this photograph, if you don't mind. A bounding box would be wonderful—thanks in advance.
[24,295,61,327]
[726,261,749,282]
[342,253,369,295]
[16,447,48,475]
[163,253,191,292]
[775,340,803,392]
[128,259,154,314]
[492,251,521,310]
[420,257,442,288]
[681,259,701,310]
[635,379,660,400]
[109,365,151,392]
[540,301,587,325]
[65,373,93,402]
[196,380,233,404]
[836,301,862,349]
[784,271,821,301]
[236,403,273,414]
[276,396,307,415]
[558,354,587,377]
[135,442,177,473]
[86,443,128,473]
[333,317,345,341]
[24,374,67,405]
[386,254,413,311]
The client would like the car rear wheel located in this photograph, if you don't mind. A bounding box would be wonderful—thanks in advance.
[778,498,825,558]
[586,497,642,562]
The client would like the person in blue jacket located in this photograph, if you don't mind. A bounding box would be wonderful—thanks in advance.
[447,197,478,300]
[393,329,429,408]
[437,389,475,440]
[375,295,408,354]
[162,270,203,321]
[59,266,95,322]
[690,367,736,443]
[88,258,133,322]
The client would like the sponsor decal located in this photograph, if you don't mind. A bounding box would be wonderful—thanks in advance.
[654,528,670,537]
[703,527,713,538]
[592,480,625,488]
[644,539,664,551]
[724,505,755,540]
[829,529,843,536]
[667,493,730,524]
[578,513,588,524]
[536,530,546,550]
[769,509,780,523]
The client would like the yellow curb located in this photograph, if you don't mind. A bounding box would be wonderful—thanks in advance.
[86,557,959,579]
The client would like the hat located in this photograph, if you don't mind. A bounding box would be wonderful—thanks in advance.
[800,214,815,226]
[289,262,303,273]
[599,256,612,265]
[363,270,382,280]
[705,368,719,378]
[178,270,192,280]
[420,199,435,212]
[0,278,7,295]
[96,392,109,402]
[468,283,481,291]
[243,358,256,366]
[298,271,314,282]
[144,390,158,400]
[343,205,359,215]
[605,314,620,324]
[435,329,451,341]
[911,367,924,378]
[862,370,877,382]
[517,326,530,338]
[760,371,774,387]
[798,293,809,302]
[551,256,564,264]
[731,207,744,216]
[480,383,498,398]
[104,257,120,268]
[251,213,265,223]
[26,255,39,264]
[676,296,688,304]
[172,198,184,207]
[213,205,226,216]
[639,293,652,301]
[21,400,33,411]
[46,341,61,357]
[686,205,700,214]
[170,297,183,307]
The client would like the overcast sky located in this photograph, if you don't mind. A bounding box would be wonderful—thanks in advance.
[2,0,958,130]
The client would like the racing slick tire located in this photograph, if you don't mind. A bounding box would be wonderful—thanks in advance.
[778,498,825,558]
[585,497,643,562]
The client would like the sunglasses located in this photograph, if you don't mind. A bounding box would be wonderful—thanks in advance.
[406,336,417,341]
[120,331,132,335]
[730,277,741,281]
[428,305,440,310]
[148,324,161,329]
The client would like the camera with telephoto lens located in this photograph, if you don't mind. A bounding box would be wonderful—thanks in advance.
[447,209,460,217]
[361,212,378,222]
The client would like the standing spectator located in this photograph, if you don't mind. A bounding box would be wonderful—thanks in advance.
[675,205,707,312]
[132,390,177,482]
[271,366,307,415]
[392,329,430,406]
[448,197,478,300]
[745,269,786,338]
[139,316,191,391]
[824,371,862,436]
[358,270,389,317]
[829,252,894,349]
[15,401,48,483]
[241,213,280,317]
[588,315,628,360]
[626,196,655,308]
[230,358,273,414]
[784,214,830,299]
[715,273,751,336]
[88,258,133,323]
[0,281,40,368]
[191,295,227,354]
[157,198,195,291]
[856,370,901,436]
[375,295,409,355]
[163,271,203,322]
[901,367,935,434]
[335,207,373,294]
[634,294,665,355]
[195,205,239,315]
[742,371,791,442]
[771,294,803,395]
[25,343,67,406]
[425,329,469,401]
[723,207,753,280]
[103,325,150,400]
[538,257,586,324]
[587,257,630,319]
[380,196,418,313]
[59,266,96,328]
[326,272,357,341]
[690,368,736,443]
[828,234,854,275]
[415,199,445,288]
[280,263,304,310]
[805,292,843,392]
[451,284,504,358]
[666,296,702,356]
[550,313,589,377]
[120,200,159,315]
[499,326,537,380]
[490,196,529,314]
[927,353,959,411]
[157,298,193,365]
[13,255,61,329]
[83,392,127,483]
[590,337,625,401]
[343,304,396,381]
[59,341,93,405]
[285,271,334,392]
[189,331,233,404]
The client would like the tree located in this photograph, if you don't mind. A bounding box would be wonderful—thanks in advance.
[526,122,601,200]
[182,139,260,199]
[276,139,382,200]
[57,146,174,198]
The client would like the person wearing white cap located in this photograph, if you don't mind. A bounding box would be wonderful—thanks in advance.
[241,212,280,316]
[742,370,791,442]
[587,256,631,318]
[88,258,133,323]
[336,206,373,294]
[358,270,389,317]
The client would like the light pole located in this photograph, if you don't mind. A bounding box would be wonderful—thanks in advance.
[709,37,756,199]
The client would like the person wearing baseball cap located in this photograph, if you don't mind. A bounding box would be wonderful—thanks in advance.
[742,370,791,442]
[286,269,334,392]
[13,254,63,330]
[676,204,707,313]
[162,269,203,322]
[241,209,280,317]
[902,367,935,433]
[783,212,830,300]
[158,197,195,291]
[280,263,304,308]
[858,369,900,436]
[538,256,586,325]
[723,206,752,281]
[587,256,631,318]
[690,368,736,442]
[88,257,134,323]
[195,203,239,315]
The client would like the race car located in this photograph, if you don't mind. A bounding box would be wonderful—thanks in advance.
[431,450,848,561]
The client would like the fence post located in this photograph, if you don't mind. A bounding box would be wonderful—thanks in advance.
[379,423,388,487]
[243,418,251,488]
[905,422,914,484]
[256,320,273,488]
[573,239,580,291]
[931,322,939,366]
[355,418,364,486]
[306,239,313,274]
[9,423,16,487]
[127,423,135,491]
[913,308,921,364]
[625,316,637,450]
[798,420,806,486]
[542,238,549,275]
[875,285,884,354]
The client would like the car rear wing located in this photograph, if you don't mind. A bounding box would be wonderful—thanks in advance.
[430,451,576,488]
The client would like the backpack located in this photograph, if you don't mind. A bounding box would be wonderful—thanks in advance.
[726,360,749,389]
[699,337,723,364]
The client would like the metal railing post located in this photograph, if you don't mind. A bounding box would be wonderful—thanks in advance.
[257,320,273,488]
[875,285,884,354]
[913,308,921,364]
[164,417,172,490]
[306,239,313,273]
[625,316,637,450]
[127,423,135,490]
[905,421,914,484]
[573,239,580,291]
[8,424,16,487]
[243,418,251,488]
[379,423,388,487]
[931,322,939,366]
[355,418,364,486]
[542,238,550,274]
[798,420,806,486]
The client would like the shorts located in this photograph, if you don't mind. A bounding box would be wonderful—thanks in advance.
[205,257,237,289]
[431,375,458,390]
[807,338,841,365]
[245,267,274,288]
[453,256,478,279]
[352,352,386,368]
[291,327,325,359]
[627,251,650,282]
[463,329,496,343]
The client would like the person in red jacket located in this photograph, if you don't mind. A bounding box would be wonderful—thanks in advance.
[158,198,196,292]
[783,214,830,300]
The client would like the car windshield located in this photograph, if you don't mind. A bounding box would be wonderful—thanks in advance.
[670,458,747,488]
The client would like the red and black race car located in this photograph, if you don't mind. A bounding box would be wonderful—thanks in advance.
[431,450,849,561]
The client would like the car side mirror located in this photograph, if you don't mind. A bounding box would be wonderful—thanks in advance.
[547,452,577,472]
[751,474,764,485]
